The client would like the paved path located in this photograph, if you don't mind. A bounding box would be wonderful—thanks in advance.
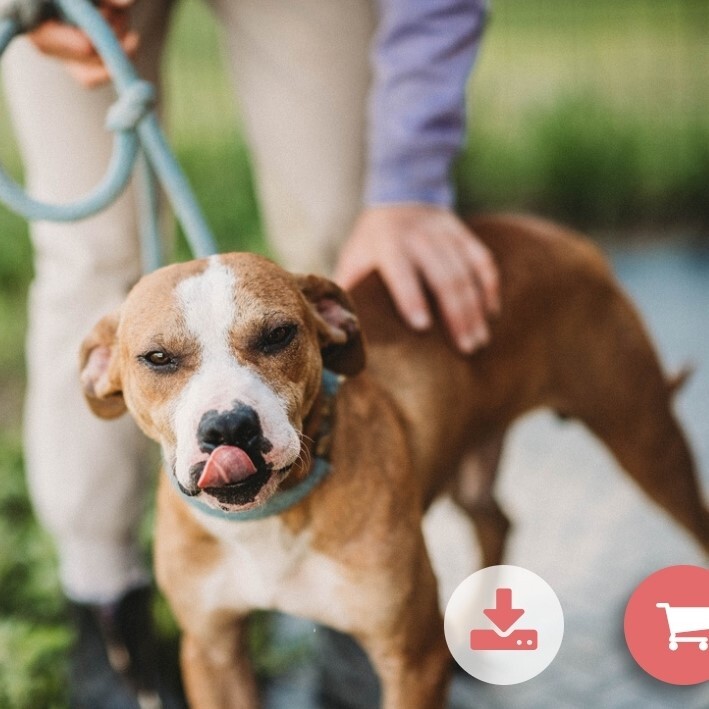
[266,241,709,708]
[443,242,709,708]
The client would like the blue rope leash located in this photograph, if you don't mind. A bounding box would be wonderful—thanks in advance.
[0,2,339,521]
[0,0,217,269]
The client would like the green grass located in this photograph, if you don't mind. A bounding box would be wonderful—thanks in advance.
[0,0,707,705]
[0,432,69,708]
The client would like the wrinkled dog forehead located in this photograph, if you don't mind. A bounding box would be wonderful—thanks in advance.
[120,253,306,344]
[174,254,305,328]
[176,256,239,345]
[79,249,363,429]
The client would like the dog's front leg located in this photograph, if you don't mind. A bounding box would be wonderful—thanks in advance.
[180,618,259,709]
[365,611,451,708]
[360,549,452,709]
[370,640,451,709]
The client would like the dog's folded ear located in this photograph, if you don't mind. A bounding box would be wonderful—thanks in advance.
[296,275,366,377]
[80,311,127,419]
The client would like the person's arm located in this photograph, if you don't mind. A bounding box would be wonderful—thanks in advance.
[367,0,488,206]
[335,0,499,354]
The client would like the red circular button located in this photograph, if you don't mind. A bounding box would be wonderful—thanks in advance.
[624,565,709,685]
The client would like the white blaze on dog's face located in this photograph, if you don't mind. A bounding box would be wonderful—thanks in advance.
[171,257,304,506]
[80,253,363,513]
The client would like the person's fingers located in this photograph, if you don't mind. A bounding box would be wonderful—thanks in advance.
[333,244,369,290]
[335,218,433,331]
[458,232,501,317]
[377,252,432,331]
[66,31,139,87]
[29,21,97,61]
[334,207,501,353]
[67,29,139,67]
[29,3,135,68]
[409,233,489,352]
[67,62,112,87]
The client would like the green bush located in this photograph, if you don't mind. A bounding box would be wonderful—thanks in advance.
[458,94,709,231]
[529,96,644,226]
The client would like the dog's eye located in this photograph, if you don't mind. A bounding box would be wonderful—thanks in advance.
[140,350,177,370]
[260,324,297,353]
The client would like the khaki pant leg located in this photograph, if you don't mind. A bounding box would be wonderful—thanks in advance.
[1,0,173,602]
[209,0,478,632]
[208,0,376,275]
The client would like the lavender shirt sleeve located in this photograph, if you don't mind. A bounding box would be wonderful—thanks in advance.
[365,0,488,207]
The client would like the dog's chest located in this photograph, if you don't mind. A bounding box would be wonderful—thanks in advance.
[193,512,349,622]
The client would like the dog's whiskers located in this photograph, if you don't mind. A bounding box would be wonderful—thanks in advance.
[297,448,313,469]
[297,433,314,471]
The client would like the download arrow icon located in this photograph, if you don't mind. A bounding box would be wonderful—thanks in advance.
[483,588,525,633]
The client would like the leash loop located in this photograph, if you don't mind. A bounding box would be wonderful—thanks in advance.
[106,80,156,132]
[0,0,218,266]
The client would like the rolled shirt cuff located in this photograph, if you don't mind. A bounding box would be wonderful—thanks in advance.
[364,157,455,207]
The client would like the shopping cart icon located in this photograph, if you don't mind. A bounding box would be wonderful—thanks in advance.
[656,603,709,651]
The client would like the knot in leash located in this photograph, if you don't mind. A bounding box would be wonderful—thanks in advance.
[0,0,217,268]
[0,0,50,32]
[106,80,156,132]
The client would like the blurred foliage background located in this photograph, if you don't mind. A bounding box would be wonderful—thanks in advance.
[0,0,707,705]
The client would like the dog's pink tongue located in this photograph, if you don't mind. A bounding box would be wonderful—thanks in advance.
[197,446,257,488]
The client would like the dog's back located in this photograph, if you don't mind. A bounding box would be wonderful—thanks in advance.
[350,214,709,552]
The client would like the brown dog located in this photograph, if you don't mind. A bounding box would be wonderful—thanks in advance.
[80,214,709,708]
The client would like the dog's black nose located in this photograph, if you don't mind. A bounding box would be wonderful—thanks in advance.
[197,405,262,453]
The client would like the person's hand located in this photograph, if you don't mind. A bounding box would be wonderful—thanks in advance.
[28,0,138,87]
[334,204,500,354]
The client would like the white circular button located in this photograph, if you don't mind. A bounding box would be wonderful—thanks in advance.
[444,565,564,685]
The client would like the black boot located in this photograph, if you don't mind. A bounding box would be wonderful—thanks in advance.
[317,627,380,709]
[69,585,186,709]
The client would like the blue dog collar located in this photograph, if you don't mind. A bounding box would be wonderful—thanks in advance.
[169,369,341,522]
